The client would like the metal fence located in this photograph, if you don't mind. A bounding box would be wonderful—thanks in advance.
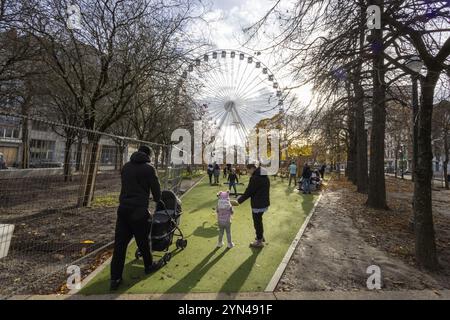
[0,112,186,297]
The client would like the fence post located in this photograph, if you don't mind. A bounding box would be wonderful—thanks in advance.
[77,141,102,207]
[163,145,171,191]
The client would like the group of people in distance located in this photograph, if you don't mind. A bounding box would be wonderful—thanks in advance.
[287,161,326,194]
[207,162,241,196]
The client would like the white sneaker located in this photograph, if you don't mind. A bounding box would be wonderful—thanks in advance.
[227,242,235,248]
[217,241,224,248]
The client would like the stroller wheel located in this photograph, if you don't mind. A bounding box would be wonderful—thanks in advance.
[176,239,187,249]
[135,249,142,260]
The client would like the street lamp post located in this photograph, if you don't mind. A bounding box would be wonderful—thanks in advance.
[405,57,424,182]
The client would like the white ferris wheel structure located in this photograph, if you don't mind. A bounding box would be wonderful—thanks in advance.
[178,49,285,149]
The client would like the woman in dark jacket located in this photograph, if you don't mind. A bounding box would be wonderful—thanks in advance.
[213,163,220,184]
[236,164,270,248]
[207,163,214,185]
[301,163,312,194]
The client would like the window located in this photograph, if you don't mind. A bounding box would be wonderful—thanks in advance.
[100,145,117,165]
[30,139,56,161]
[5,128,12,138]
[32,121,50,132]
[0,126,20,139]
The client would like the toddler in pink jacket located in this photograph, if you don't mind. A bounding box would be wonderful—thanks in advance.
[216,191,234,248]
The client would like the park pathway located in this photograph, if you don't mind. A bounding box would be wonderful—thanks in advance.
[78,176,318,295]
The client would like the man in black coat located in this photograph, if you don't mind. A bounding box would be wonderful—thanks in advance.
[236,164,270,248]
[110,145,162,290]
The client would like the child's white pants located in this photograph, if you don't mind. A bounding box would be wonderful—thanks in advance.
[218,222,232,244]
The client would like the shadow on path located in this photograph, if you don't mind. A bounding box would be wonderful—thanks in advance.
[165,247,228,295]
[191,221,219,238]
[219,248,261,292]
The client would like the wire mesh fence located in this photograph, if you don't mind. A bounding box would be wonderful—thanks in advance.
[0,112,188,297]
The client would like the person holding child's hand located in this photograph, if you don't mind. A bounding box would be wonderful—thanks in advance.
[236,163,270,248]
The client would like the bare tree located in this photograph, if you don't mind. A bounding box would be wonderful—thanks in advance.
[20,0,208,206]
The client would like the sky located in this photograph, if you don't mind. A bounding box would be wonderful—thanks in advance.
[196,0,314,107]
[203,0,273,49]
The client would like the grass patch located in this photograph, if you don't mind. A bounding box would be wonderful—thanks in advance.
[80,175,318,294]
[91,192,120,208]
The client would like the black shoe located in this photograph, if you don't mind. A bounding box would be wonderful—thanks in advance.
[255,237,266,242]
[145,260,165,274]
[110,278,122,291]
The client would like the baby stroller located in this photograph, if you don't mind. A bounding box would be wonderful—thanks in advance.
[135,190,187,264]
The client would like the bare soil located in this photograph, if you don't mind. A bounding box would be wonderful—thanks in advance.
[277,175,450,292]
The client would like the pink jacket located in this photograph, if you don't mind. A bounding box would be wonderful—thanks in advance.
[216,191,233,224]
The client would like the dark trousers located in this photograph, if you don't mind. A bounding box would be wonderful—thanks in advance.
[208,173,213,184]
[252,211,264,241]
[229,182,237,195]
[288,174,296,186]
[111,206,153,281]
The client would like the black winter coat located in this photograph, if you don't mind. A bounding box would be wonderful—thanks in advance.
[119,152,161,208]
[237,167,270,209]
[301,166,312,179]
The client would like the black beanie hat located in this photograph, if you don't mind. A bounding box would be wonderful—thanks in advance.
[138,145,151,156]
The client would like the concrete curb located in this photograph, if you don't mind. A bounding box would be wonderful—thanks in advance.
[68,174,206,295]
[11,289,450,300]
[264,191,324,292]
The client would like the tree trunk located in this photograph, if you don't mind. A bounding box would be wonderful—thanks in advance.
[346,82,357,183]
[155,146,160,169]
[354,81,368,193]
[63,136,74,182]
[353,1,368,192]
[444,133,449,190]
[411,76,419,182]
[413,72,439,270]
[21,117,30,169]
[394,143,399,178]
[75,136,83,172]
[78,138,102,207]
[120,147,125,171]
[367,4,387,209]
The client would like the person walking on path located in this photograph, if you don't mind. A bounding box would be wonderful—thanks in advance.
[301,162,312,194]
[233,163,270,248]
[227,168,239,196]
[207,163,214,185]
[319,164,326,179]
[110,146,163,291]
[288,161,297,187]
[213,162,220,184]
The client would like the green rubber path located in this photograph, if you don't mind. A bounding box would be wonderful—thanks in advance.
[80,175,317,294]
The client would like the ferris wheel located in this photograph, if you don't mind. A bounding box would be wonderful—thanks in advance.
[179,49,284,147]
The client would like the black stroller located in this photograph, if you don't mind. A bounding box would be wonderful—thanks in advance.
[135,190,187,264]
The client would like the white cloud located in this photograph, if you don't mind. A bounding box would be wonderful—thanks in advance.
[190,0,314,110]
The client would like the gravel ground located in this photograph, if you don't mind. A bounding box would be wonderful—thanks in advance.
[277,176,450,292]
